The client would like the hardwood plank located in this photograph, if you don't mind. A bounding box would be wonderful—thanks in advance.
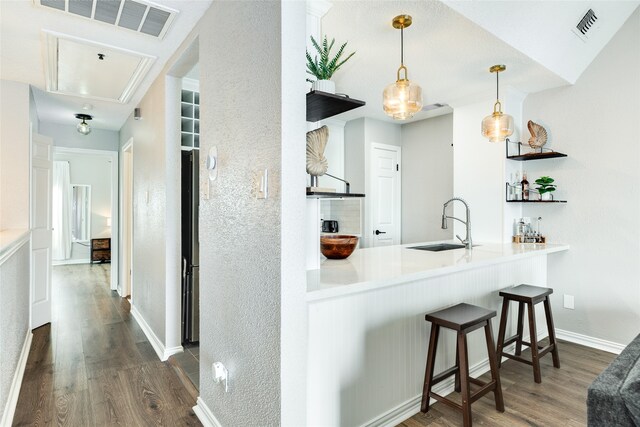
[398,340,616,426]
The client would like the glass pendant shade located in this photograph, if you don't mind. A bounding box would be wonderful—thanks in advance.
[481,108,514,143]
[77,121,91,135]
[383,77,423,120]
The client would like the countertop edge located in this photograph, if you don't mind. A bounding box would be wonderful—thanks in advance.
[0,229,31,265]
[306,244,569,302]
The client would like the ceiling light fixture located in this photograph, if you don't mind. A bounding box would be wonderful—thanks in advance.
[481,65,514,143]
[75,113,93,135]
[383,14,423,120]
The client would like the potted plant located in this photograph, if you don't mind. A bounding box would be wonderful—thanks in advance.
[306,35,356,94]
[535,176,556,201]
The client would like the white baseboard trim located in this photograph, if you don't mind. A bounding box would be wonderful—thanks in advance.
[130,305,183,361]
[362,347,504,427]
[52,258,90,266]
[555,328,625,355]
[193,397,223,427]
[1,330,32,427]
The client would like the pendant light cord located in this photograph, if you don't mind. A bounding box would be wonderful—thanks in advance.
[496,70,499,101]
[400,25,404,66]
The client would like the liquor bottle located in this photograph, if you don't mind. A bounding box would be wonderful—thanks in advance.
[521,171,530,201]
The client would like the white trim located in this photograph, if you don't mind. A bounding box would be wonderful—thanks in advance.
[130,304,183,361]
[53,147,119,292]
[555,328,625,355]
[119,139,133,298]
[193,397,223,427]
[306,0,332,18]
[0,230,30,265]
[52,258,91,266]
[1,331,32,427]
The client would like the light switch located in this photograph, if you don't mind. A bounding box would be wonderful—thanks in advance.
[256,168,268,199]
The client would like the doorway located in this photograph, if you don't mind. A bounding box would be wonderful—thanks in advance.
[120,139,133,298]
[369,143,402,247]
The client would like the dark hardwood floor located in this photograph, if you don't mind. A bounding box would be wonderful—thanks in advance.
[398,338,616,426]
[12,264,202,426]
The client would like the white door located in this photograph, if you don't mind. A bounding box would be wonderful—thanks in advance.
[370,143,401,246]
[31,133,53,329]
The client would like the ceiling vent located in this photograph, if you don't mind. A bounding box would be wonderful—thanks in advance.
[37,0,177,39]
[573,9,599,42]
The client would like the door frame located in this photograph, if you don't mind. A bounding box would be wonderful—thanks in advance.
[120,139,133,298]
[368,142,402,246]
[54,146,119,291]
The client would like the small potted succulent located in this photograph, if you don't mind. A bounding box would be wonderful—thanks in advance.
[306,35,356,94]
[535,176,556,201]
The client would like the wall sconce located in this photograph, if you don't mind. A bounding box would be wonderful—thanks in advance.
[75,113,92,135]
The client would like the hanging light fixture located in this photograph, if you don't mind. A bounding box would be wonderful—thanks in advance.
[75,113,92,135]
[383,15,423,120]
[481,65,514,142]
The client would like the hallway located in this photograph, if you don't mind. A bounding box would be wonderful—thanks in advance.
[12,264,202,426]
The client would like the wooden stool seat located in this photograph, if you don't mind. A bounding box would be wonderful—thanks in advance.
[496,284,560,384]
[421,303,504,427]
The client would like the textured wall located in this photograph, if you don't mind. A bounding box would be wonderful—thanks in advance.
[401,113,454,244]
[522,8,640,345]
[119,77,167,343]
[198,2,285,424]
[0,242,30,422]
[0,80,30,230]
[40,121,120,152]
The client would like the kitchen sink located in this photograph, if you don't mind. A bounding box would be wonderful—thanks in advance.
[409,243,467,252]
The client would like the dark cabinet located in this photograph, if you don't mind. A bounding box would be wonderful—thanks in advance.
[91,238,111,263]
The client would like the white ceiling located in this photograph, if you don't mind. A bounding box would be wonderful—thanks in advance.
[321,0,638,123]
[0,0,211,131]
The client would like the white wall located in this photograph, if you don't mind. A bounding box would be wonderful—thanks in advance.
[0,81,30,230]
[39,121,120,152]
[53,152,113,261]
[522,8,640,345]
[401,113,454,243]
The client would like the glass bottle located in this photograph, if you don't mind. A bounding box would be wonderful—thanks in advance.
[513,172,521,200]
[521,171,530,201]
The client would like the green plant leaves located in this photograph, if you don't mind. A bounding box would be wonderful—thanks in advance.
[306,35,356,81]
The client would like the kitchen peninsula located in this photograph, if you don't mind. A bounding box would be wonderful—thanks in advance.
[306,241,568,427]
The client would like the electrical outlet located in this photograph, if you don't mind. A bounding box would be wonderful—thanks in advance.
[563,294,575,310]
[212,362,229,392]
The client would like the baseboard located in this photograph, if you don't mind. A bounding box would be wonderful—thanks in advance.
[130,305,183,361]
[555,328,625,355]
[52,258,90,266]
[362,350,500,427]
[1,330,32,427]
[193,397,223,427]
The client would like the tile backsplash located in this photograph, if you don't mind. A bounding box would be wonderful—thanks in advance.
[320,199,362,235]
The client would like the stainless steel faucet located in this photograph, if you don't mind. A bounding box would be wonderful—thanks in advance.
[441,197,473,250]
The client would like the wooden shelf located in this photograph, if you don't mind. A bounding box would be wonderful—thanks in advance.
[506,200,567,203]
[307,191,365,199]
[306,90,365,122]
[507,151,568,161]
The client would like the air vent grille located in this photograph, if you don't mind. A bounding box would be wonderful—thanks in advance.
[37,0,176,39]
[573,9,599,42]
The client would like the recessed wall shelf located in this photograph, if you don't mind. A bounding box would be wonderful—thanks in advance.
[306,90,365,122]
[181,89,199,150]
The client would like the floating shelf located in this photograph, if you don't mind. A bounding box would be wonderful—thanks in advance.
[306,90,366,122]
[506,200,567,203]
[307,191,365,199]
[507,151,568,161]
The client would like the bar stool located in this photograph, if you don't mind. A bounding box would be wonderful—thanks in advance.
[496,284,560,383]
[421,303,504,427]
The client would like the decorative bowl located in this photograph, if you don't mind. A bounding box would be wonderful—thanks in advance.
[320,235,359,259]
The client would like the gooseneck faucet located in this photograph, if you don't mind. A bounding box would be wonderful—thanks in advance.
[441,197,473,250]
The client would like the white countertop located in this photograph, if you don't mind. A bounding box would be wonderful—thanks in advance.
[307,241,569,302]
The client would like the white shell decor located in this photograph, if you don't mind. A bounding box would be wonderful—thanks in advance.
[306,125,329,176]
[527,120,548,150]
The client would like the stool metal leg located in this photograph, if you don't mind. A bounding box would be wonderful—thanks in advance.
[527,301,542,383]
[484,321,505,412]
[457,331,472,427]
[515,301,525,356]
[544,296,561,369]
[496,299,509,368]
[421,324,440,412]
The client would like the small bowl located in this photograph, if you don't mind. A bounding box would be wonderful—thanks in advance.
[320,235,359,259]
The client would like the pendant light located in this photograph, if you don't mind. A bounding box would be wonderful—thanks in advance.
[383,15,423,120]
[75,113,92,135]
[481,65,514,142]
